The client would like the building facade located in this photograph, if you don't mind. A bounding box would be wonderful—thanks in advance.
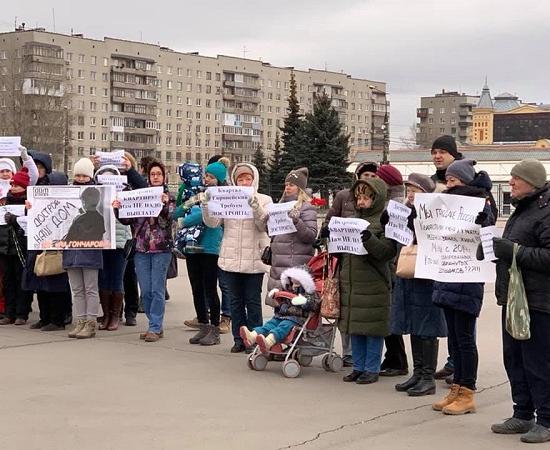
[0,28,387,176]
[416,90,478,148]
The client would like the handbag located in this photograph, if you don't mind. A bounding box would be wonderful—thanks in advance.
[166,252,178,279]
[320,253,340,319]
[34,251,65,276]
[506,243,530,340]
[124,221,147,261]
[396,244,417,279]
[261,245,272,266]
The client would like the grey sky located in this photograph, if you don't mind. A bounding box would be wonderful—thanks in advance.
[3,0,550,148]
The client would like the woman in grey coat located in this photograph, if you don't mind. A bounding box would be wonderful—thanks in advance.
[267,168,317,293]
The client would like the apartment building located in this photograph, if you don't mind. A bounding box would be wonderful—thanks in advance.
[0,27,387,175]
[416,90,478,148]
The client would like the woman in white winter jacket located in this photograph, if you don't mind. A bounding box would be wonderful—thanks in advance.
[202,163,272,353]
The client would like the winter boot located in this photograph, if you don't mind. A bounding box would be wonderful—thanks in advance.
[75,320,97,339]
[219,315,231,334]
[256,334,276,353]
[442,386,476,415]
[408,338,438,396]
[184,317,201,329]
[432,384,460,411]
[107,292,124,331]
[396,335,423,392]
[125,311,137,326]
[68,319,87,338]
[189,324,210,344]
[520,424,550,443]
[200,325,221,346]
[239,326,258,347]
[98,290,112,330]
[491,417,535,435]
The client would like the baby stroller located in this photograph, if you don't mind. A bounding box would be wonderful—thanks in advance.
[247,253,343,378]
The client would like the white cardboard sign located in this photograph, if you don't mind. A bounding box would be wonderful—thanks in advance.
[206,186,254,220]
[267,201,297,236]
[0,205,25,225]
[117,186,164,218]
[328,216,370,255]
[96,150,125,168]
[0,136,21,157]
[480,226,503,261]
[97,174,128,192]
[385,200,414,246]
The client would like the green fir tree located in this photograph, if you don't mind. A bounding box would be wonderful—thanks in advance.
[279,71,304,172]
[267,132,285,199]
[252,145,269,194]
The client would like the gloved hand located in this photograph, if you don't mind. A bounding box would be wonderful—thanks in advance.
[319,225,330,239]
[475,211,488,225]
[407,208,417,231]
[248,195,259,210]
[19,145,29,161]
[476,243,485,261]
[204,190,211,202]
[288,208,300,223]
[361,228,372,242]
[291,295,307,306]
[380,210,389,227]
[4,212,17,226]
[267,288,280,299]
[183,196,199,209]
[493,237,515,262]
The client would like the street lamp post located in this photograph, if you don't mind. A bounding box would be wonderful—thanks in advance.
[63,106,69,173]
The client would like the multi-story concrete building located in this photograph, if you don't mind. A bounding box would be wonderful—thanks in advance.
[0,27,388,176]
[416,90,478,148]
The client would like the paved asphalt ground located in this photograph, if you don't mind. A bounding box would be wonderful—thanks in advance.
[0,267,527,450]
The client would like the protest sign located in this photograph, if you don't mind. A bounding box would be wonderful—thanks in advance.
[385,200,414,246]
[118,186,164,218]
[97,174,128,192]
[414,193,495,282]
[328,216,370,255]
[267,201,297,236]
[16,216,28,235]
[0,180,12,198]
[27,185,116,250]
[0,205,25,225]
[480,226,503,261]
[206,186,254,219]
[95,150,125,168]
[0,136,21,157]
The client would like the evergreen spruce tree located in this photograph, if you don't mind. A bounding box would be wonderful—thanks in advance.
[252,145,269,194]
[299,93,351,201]
[279,71,305,172]
[267,132,285,199]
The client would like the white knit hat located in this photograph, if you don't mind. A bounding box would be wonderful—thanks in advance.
[73,158,95,178]
[0,158,16,174]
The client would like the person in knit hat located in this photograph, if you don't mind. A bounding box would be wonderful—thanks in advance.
[285,167,309,192]
[0,166,32,326]
[0,158,17,180]
[405,173,436,195]
[72,157,95,183]
[431,135,462,193]
[445,159,476,187]
[488,159,550,443]
[377,164,405,204]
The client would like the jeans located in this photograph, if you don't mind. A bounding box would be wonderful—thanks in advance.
[218,267,231,317]
[123,255,139,318]
[99,249,127,292]
[503,308,550,427]
[222,270,263,345]
[186,254,220,327]
[67,268,100,320]
[444,307,478,390]
[134,252,172,333]
[351,335,384,373]
[3,255,33,320]
[381,334,409,371]
[254,317,296,343]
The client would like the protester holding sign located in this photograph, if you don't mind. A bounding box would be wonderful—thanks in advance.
[391,173,447,397]
[0,167,32,326]
[339,178,397,385]
[267,168,317,292]
[487,160,550,444]
[172,158,228,346]
[95,165,132,331]
[202,162,272,353]
[431,159,492,415]
[114,160,174,343]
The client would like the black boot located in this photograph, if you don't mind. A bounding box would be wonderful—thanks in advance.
[395,335,422,392]
[408,338,438,396]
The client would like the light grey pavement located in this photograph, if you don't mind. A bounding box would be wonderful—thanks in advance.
[0,269,523,450]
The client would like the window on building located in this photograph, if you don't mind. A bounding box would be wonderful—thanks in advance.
[78,54,85,64]
[428,108,434,114]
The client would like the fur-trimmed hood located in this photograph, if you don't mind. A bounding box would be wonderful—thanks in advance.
[280,266,316,294]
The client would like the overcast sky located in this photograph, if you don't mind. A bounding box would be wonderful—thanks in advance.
[3,0,550,148]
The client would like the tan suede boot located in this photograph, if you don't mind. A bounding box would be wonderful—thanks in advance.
[443,386,476,415]
[68,319,87,338]
[76,320,97,339]
[432,384,460,411]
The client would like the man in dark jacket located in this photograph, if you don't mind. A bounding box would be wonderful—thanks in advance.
[489,159,550,444]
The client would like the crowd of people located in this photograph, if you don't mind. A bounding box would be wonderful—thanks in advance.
[1,134,549,444]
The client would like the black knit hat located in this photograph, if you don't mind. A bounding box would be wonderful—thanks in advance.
[431,135,462,160]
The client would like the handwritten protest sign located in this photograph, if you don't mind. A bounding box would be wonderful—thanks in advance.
[118,186,164,218]
[414,193,495,282]
[328,216,370,255]
[27,185,115,250]
[480,226,503,261]
[0,205,25,225]
[16,216,28,235]
[97,174,127,192]
[267,201,297,236]
[206,186,254,219]
[385,200,414,246]
[96,150,125,168]
[0,136,21,157]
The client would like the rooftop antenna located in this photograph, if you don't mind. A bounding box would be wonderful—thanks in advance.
[140,31,143,41]
[52,8,56,32]
[324,62,327,71]
[242,45,248,59]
